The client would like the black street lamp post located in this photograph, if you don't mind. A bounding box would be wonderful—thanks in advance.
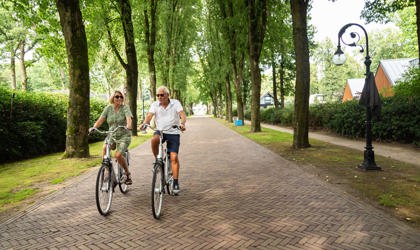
[332,23,382,171]
[141,88,151,123]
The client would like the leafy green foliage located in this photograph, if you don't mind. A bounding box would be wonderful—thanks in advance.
[361,0,415,24]
[0,87,106,163]
[394,67,420,99]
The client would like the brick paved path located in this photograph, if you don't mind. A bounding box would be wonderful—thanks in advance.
[1,117,419,249]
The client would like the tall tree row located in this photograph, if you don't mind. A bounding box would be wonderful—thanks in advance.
[217,0,247,122]
[157,0,198,103]
[2,0,419,158]
[261,1,294,109]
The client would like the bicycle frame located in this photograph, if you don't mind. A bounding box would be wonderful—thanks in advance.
[98,127,128,186]
[156,131,172,183]
[90,126,130,216]
[145,125,179,185]
[144,124,180,219]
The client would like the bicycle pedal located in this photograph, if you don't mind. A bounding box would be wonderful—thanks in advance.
[101,183,109,192]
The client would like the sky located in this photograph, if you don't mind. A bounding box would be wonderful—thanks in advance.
[309,0,394,42]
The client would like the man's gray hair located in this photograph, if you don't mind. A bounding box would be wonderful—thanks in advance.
[157,86,170,95]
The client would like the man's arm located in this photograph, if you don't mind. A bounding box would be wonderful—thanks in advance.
[179,110,186,131]
[143,112,154,125]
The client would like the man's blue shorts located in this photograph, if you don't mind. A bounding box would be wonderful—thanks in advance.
[154,131,180,153]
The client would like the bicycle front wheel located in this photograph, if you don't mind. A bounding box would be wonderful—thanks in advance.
[151,163,164,219]
[118,164,129,194]
[95,164,113,216]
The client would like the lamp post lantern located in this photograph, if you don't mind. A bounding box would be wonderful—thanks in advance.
[332,23,382,171]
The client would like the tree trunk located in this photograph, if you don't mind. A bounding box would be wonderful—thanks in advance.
[242,78,249,114]
[290,0,310,148]
[10,48,17,90]
[247,0,267,132]
[19,40,28,91]
[225,73,233,122]
[416,0,420,63]
[59,66,67,89]
[118,0,139,136]
[279,60,285,108]
[56,0,90,158]
[229,48,245,122]
[272,57,279,109]
[210,94,217,117]
[144,0,158,101]
[218,90,224,118]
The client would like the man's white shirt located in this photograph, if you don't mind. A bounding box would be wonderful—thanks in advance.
[149,99,183,135]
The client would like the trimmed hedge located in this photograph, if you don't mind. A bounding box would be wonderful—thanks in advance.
[0,87,107,163]
[259,97,420,146]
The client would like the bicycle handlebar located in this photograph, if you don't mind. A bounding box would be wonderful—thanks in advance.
[141,124,181,133]
[89,125,129,135]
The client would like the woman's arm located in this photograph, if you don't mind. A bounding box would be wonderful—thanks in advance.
[126,115,132,130]
[93,116,106,129]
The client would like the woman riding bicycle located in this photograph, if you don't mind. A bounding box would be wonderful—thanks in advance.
[90,90,133,185]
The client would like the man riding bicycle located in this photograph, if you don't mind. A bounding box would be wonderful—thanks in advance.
[142,86,186,194]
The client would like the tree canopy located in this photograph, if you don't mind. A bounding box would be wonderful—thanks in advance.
[1,0,419,154]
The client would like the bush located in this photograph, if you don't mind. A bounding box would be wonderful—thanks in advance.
[0,87,107,163]
[259,106,293,126]
[374,97,420,144]
[258,97,419,145]
[309,98,419,145]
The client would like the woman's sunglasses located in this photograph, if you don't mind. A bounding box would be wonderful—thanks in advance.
[114,95,124,99]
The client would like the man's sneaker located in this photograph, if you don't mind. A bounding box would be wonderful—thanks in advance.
[173,183,180,195]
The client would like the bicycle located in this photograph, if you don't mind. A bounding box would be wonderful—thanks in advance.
[142,124,180,219]
[89,126,130,216]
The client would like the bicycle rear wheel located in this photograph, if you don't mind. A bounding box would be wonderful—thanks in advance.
[95,164,113,216]
[151,163,164,219]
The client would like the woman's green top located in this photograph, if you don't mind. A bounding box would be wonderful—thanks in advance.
[100,104,132,152]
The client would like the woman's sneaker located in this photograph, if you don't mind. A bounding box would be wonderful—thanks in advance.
[125,174,133,185]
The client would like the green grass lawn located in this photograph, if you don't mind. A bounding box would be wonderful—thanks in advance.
[220,119,420,229]
[0,134,151,216]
